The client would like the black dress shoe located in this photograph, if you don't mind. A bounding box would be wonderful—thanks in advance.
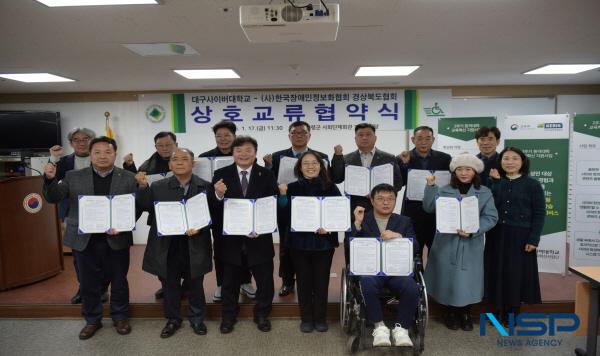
[254,317,272,332]
[460,313,473,331]
[155,288,164,299]
[278,285,294,297]
[300,322,314,333]
[70,290,82,304]
[160,321,181,338]
[191,322,207,335]
[314,321,329,332]
[444,312,460,330]
[219,320,236,334]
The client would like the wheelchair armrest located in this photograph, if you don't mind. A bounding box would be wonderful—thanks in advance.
[414,255,424,273]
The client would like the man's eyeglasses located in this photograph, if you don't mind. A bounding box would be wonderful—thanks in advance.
[71,138,90,144]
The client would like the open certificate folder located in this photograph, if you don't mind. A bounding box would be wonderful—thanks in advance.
[223,196,277,236]
[290,196,351,232]
[193,157,234,182]
[78,194,136,234]
[435,195,479,234]
[349,237,413,276]
[344,163,394,196]
[406,169,451,201]
[154,192,211,236]
[145,172,174,186]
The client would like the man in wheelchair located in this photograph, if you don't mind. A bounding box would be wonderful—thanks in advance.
[351,183,419,348]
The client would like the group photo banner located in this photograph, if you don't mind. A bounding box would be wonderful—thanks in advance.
[504,114,570,274]
[569,113,600,267]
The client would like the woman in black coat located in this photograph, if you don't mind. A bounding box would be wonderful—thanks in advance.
[484,147,545,324]
[278,151,340,333]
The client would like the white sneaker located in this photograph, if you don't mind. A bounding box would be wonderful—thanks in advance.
[240,283,256,298]
[213,286,222,301]
[391,324,413,347]
[372,325,391,347]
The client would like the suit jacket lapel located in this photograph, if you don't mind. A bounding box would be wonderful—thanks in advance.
[109,167,121,195]
[365,212,382,236]
[83,167,95,195]
[349,150,362,166]
[228,165,243,197]
[245,164,261,198]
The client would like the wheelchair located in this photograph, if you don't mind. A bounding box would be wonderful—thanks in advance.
[339,256,428,355]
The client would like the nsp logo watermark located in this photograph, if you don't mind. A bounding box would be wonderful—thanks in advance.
[480,313,579,337]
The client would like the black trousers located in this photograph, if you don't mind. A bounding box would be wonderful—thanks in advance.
[278,229,295,287]
[159,239,206,325]
[74,236,129,325]
[404,202,436,257]
[290,248,334,323]
[221,258,274,322]
[213,236,252,286]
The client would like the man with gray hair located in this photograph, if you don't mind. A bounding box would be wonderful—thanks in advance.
[49,127,108,305]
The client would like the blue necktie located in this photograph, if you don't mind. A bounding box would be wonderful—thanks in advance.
[241,171,248,197]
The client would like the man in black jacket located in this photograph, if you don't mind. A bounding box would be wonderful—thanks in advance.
[212,136,279,334]
[398,126,451,257]
[475,126,501,184]
[263,121,329,297]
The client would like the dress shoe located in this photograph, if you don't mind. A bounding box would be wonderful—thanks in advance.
[155,288,164,299]
[254,317,272,332]
[314,321,328,332]
[219,320,236,334]
[79,323,102,340]
[444,312,460,330]
[300,321,314,333]
[460,313,473,331]
[70,290,82,304]
[113,319,132,335]
[278,284,294,297]
[101,291,109,303]
[191,322,207,335]
[160,321,181,338]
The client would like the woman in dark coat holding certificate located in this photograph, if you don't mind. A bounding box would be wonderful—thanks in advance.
[136,148,213,338]
[278,151,341,333]
[484,147,545,324]
[422,153,498,331]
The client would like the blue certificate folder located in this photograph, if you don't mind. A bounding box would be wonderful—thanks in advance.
[348,237,414,277]
[222,196,278,236]
[77,193,136,234]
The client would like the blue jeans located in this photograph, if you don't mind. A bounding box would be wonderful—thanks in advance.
[359,275,418,329]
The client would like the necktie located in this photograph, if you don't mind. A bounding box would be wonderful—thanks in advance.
[241,170,248,196]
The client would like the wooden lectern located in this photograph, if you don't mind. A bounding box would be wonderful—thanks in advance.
[0,176,63,290]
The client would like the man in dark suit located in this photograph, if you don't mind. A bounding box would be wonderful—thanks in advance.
[475,126,501,184]
[331,123,403,214]
[398,126,451,257]
[122,131,178,300]
[43,136,139,340]
[48,127,109,305]
[212,136,279,334]
[136,148,213,338]
[199,120,256,302]
[262,121,329,297]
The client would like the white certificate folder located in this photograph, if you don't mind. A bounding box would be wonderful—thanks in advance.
[435,195,479,234]
[78,194,136,234]
[290,196,351,232]
[349,237,414,276]
[344,163,394,197]
[154,192,212,236]
[223,196,278,236]
[193,157,234,182]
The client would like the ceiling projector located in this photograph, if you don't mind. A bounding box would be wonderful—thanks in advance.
[240,2,340,43]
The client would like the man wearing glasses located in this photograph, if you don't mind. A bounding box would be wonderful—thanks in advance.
[123,131,178,299]
[263,121,329,297]
[49,127,108,305]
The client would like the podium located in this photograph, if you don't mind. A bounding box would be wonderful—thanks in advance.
[0,176,63,290]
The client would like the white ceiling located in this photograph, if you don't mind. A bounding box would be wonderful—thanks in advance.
[1,0,599,94]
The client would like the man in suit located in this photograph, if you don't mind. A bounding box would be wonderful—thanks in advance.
[136,148,213,338]
[43,136,139,340]
[331,123,404,263]
[262,121,329,297]
[475,126,501,184]
[199,120,256,302]
[212,136,279,334]
[398,126,451,257]
[48,127,109,305]
[122,131,178,300]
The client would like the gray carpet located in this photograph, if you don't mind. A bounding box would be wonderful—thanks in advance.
[0,318,589,356]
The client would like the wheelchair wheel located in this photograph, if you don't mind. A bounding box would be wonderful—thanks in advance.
[419,271,429,329]
[346,335,360,354]
[340,268,351,332]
